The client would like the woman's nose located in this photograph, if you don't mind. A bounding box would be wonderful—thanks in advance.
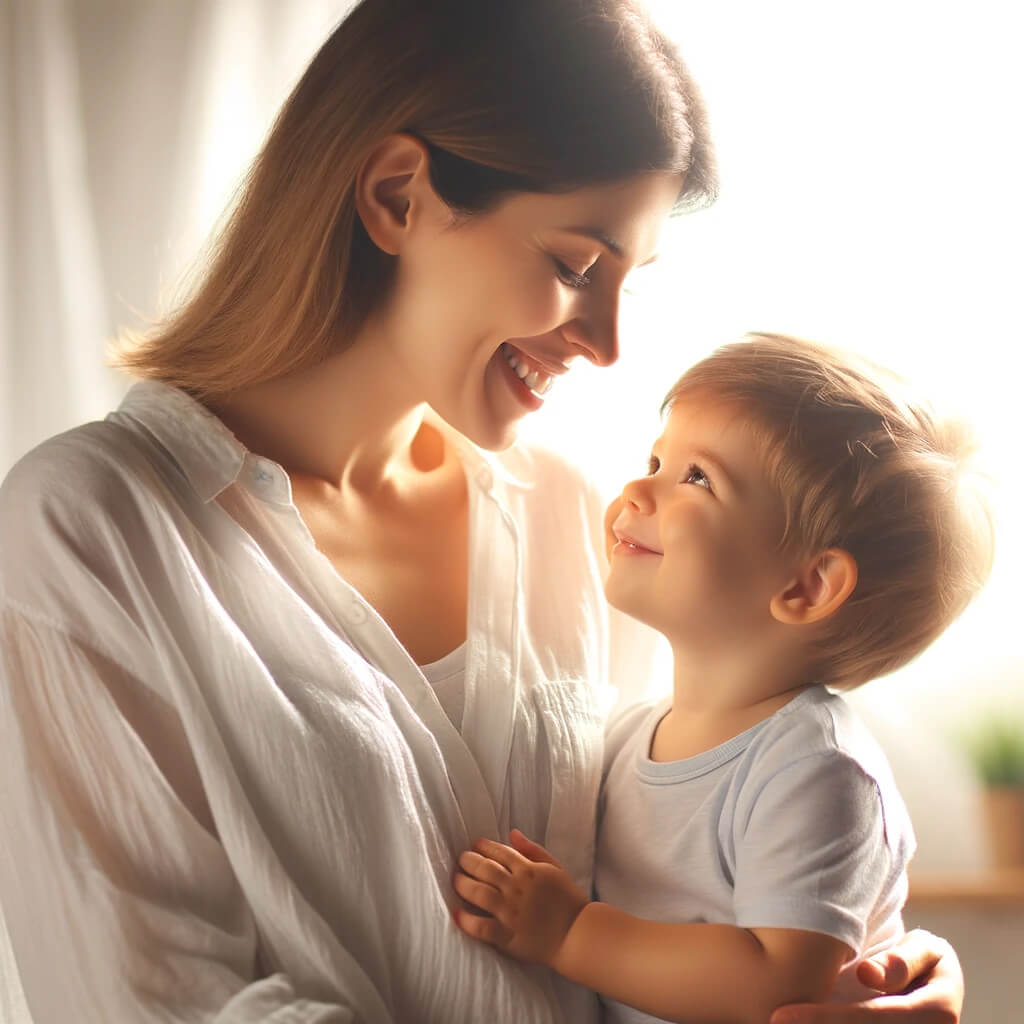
[563,288,620,367]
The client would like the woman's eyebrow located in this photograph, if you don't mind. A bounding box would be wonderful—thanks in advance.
[560,226,661,267]
[560,226,624,260]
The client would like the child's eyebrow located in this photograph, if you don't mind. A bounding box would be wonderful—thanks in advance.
[688,448,742,495]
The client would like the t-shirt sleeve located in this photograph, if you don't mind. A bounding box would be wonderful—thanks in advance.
[730,752,902,956]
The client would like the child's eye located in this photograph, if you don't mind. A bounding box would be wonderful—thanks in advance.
[683,463,712,490]
[553,257,593,289]
[647,455,660,475]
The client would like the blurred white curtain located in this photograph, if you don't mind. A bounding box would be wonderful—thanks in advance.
[1,1,349,1018]
[0,0,350,477]
[1,0,115,480]
[1,2,104,1016]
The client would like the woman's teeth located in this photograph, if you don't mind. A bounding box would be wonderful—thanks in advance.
[501,343,554,397]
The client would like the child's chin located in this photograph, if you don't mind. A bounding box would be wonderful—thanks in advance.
[603,581,645,623]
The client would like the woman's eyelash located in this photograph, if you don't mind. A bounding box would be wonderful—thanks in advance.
[553,258,592,289]
[647,455,660,475]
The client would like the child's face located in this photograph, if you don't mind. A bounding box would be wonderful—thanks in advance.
[603,396,796,649]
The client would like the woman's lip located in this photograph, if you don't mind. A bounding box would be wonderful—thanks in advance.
[502,341,571,377]
[497,349,544,410]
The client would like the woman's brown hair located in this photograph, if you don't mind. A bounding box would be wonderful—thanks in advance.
[115,0,717,398]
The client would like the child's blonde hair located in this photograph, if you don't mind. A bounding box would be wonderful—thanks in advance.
[664,332,995,690]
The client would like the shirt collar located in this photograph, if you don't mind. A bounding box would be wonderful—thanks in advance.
[112,380,251,503]
[113,379,533,504]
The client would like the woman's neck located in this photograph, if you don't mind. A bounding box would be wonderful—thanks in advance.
[206,329,433,495]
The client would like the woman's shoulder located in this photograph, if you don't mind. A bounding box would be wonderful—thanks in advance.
[494,440,596,501]
[2,419,158,517]
[0,418,180,577]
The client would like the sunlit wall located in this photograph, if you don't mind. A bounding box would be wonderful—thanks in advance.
[518,0,1023,870]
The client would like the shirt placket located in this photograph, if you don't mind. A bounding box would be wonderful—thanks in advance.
[263,462,503,848]
[460,463,521,839]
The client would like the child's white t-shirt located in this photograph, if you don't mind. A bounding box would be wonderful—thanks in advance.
[595,684,915,1024]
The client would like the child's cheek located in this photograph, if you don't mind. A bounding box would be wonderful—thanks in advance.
[603,495,623,560]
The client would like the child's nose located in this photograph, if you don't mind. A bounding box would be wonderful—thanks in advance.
[621,476,654,513]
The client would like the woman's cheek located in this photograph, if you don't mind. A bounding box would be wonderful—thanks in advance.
[518,281,573,337]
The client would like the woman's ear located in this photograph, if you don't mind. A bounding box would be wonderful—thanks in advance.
[354,134,439,256]
[770,548,858,625]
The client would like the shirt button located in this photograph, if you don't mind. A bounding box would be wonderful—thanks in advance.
[347,601,369,625]
[476,465,494,491]
[252,459,274,484]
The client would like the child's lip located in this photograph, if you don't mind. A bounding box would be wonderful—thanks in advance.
[611,526,662,556]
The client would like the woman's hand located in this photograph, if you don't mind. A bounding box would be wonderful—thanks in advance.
[769,929,962,1024]
[452,829,589,969]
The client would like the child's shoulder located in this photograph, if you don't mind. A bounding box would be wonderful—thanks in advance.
[761,686,897,785]
[744,686,914,852]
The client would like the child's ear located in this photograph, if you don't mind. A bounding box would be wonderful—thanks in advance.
[770,548,858,625]
[354,134,439,256]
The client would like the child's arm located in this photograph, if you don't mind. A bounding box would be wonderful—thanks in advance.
[454,829,849,1024]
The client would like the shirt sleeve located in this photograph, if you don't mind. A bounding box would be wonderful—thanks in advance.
[0,605,374,1023]
[730,751,903,956]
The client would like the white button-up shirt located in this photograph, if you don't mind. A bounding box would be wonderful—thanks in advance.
[0,381,655,1023]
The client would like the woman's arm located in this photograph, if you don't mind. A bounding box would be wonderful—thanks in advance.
[0,607,380,1023]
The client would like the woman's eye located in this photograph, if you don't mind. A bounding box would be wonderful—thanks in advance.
[683,464,712,490]
[647,455,660,476]
[553,258,593,289]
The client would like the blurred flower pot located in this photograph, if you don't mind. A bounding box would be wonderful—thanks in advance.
[980,786,1024,868]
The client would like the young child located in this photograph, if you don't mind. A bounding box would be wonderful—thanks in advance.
[452,333,994,1023]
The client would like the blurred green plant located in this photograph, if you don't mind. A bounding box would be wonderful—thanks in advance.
[961,715,1024,787]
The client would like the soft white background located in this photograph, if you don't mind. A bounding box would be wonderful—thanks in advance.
[2,1,1022,1020]
[527,0,1024,877]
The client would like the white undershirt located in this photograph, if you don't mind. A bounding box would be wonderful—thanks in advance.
[420,644,468,732]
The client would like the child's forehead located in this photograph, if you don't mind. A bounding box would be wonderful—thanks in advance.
[658,393,761,441]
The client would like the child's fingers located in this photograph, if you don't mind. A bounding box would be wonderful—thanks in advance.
[453,870,507,918]
[457,849,512,889]
[454,907,514,948]
[472,838,524,871]
[508,828,561,867]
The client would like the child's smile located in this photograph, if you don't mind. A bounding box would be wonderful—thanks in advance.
[603,396,792,650]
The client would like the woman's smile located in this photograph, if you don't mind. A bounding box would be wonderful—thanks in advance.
[499,342,557,403]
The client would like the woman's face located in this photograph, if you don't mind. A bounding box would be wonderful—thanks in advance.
[381,171,682,450]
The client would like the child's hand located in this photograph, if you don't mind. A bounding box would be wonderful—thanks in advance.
[453,828,589,969]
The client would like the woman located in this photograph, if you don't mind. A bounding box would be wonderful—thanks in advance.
[0,1,963,1021]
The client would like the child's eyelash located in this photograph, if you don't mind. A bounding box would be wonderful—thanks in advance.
[553,258,592,289]
[647,456,712,491]
[684,463,712,490]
